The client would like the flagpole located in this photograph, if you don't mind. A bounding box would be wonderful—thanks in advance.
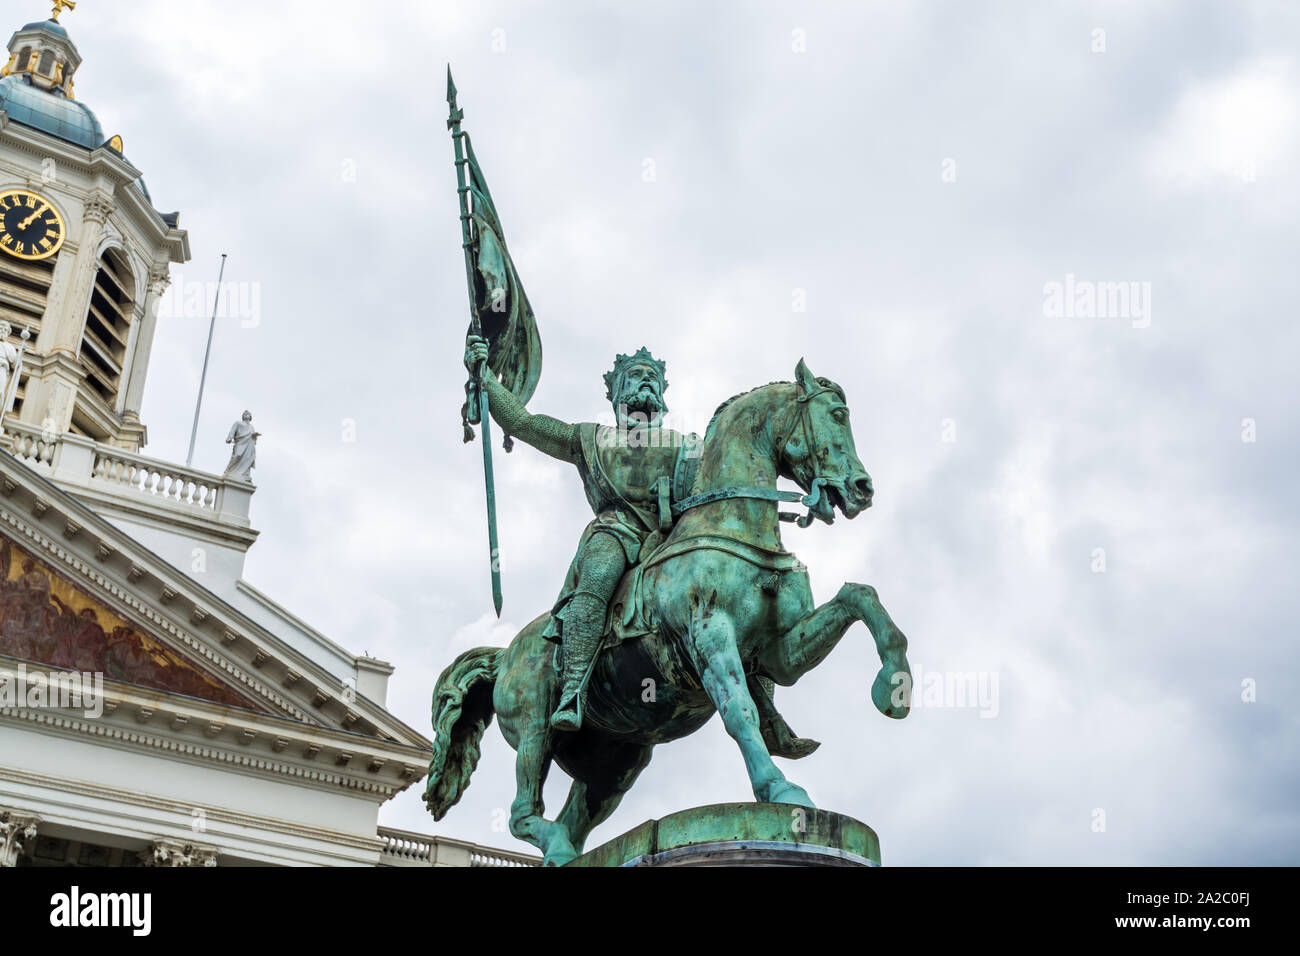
[447,67,503,616]
[186,253,227,469]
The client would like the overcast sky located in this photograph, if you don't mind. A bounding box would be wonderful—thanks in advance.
[54,0,1300,864]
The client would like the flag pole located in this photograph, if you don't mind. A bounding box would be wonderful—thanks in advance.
[186,253,227,468]
[447,67,503,617]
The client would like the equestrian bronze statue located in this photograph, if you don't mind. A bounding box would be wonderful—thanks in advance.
[426,72,913,866]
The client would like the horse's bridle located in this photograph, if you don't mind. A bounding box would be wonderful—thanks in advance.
[672,380,841,529]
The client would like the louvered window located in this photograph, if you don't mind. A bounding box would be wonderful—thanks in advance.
[79,248,133,408]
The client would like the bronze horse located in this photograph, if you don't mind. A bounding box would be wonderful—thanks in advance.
[424,360,912,865]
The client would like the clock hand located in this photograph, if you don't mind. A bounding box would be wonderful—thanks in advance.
[17,204,49,231]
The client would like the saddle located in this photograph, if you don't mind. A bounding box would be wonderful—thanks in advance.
[589,531,820,760]
[558,439,820,758]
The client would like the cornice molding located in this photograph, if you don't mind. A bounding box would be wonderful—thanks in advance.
[0,696,425,800]
[61,479,260,552]
[0,765,387,857]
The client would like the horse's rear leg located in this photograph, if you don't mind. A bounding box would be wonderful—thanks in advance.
[497,622,579,865]
[556,744,653,857]
[688,606,814,808]
[508,730,578,867]
[760,583,911,719]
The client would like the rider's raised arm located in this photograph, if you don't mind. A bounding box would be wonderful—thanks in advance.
[482,376,579,463]
[467,336,579,464]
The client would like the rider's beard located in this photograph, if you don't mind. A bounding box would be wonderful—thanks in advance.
[616,383,665,424]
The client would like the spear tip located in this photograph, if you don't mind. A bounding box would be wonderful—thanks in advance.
[446,64,457,103]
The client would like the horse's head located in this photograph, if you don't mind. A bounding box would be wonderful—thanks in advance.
[777,359,874,523]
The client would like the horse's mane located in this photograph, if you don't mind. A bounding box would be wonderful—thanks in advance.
[703,381,789,446]
[703,377,846,447]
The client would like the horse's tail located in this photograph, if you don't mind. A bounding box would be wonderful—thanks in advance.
[423,646,501,821]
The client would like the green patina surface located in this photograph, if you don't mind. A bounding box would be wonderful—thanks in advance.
[568,803,881,867]
[427,75,914,867]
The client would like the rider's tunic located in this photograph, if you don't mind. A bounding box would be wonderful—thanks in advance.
[542,422,697,643]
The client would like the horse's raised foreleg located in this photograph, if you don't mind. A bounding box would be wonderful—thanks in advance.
[761,582,911,719]
[688,603,814,808]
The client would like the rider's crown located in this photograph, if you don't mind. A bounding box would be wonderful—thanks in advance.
[604,347,668,402]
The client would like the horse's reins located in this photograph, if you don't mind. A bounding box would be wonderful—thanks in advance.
[671,383,840,529]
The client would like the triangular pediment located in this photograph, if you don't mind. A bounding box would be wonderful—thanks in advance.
[0,448,431,754]
[0,425,430,805]
[0,532,267,713]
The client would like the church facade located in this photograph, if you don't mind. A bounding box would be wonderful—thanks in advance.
[0,9,533,868]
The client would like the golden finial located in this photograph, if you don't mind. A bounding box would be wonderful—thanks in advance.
[50,0,77,23]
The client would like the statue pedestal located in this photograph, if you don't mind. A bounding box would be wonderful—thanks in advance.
[568,803,881,867]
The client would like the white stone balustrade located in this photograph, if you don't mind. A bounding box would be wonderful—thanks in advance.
[6,428,57,470]
[1,418,254,532]
[92,447,220,510]
[376,827,540,867]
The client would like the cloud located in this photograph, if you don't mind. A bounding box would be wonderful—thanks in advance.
[1144,58,1298,189]
[55,0,1300,864]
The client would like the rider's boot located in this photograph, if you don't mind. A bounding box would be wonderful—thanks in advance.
[550,610,602,732]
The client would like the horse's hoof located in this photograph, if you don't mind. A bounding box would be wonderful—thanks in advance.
[543,842,579,867]
[764,780,815,809]
[773,736,821,760]
[872,665,911,719]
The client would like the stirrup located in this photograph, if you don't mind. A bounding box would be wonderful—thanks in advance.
[550,690,583,731]
[551,633,602,732]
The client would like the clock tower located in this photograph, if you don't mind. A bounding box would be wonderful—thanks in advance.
[0,6,188,452]
[0,3,542,871]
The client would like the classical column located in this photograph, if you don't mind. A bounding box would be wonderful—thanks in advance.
[139,838,219,867]
[39,192,115,355]
[0,808,41,867]
[120,264,170,421]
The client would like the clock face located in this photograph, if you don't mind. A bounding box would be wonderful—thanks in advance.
[0,189,66,261]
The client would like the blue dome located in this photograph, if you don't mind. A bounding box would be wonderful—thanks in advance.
[21,20,69,38]
[0,74,102,149]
